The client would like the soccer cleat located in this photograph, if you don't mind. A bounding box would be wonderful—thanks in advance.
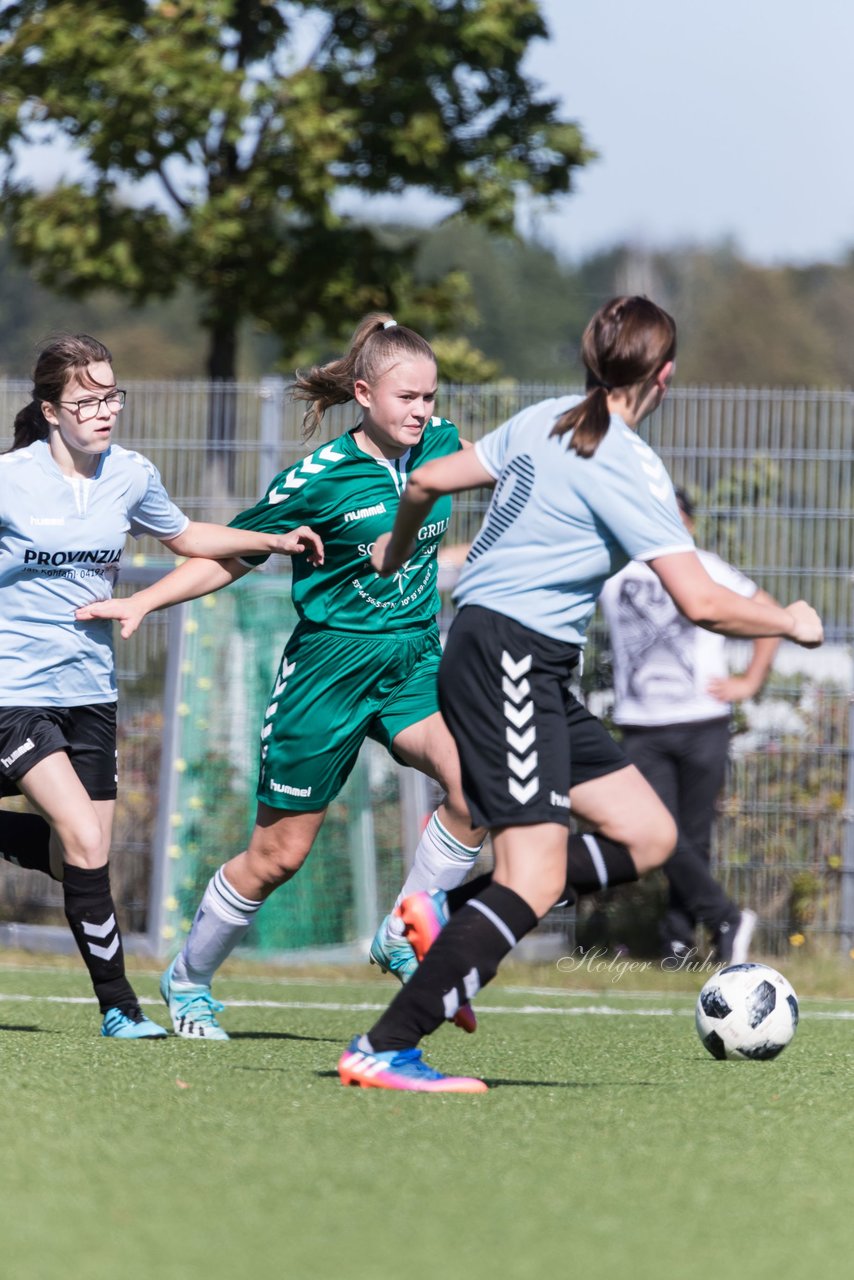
[100,1004,168,1039]
[369,913,418,983]
[159,956,230,1041]
[714,908,758,966]
[397,891,477,1034]
[661,939,693,965]
[338,1035,487,1093]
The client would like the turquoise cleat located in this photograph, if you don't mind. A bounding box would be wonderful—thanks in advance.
[101,1004,168,1039]
[159,956,230,1041]
[369,913,418,983]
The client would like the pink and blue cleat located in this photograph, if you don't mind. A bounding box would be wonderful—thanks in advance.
[338,1035,487,1093]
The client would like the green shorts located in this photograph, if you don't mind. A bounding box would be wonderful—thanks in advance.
[256,622,442,811]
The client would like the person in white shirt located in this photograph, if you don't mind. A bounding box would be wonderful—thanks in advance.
[599,488,778,964]
[0,333,321,1038]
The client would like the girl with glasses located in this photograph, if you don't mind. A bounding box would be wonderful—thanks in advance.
[0,334,322,1038]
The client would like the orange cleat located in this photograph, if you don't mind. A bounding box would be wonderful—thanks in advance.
[396,891,478,1034]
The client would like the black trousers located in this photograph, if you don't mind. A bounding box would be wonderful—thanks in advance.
[620,717,736,946]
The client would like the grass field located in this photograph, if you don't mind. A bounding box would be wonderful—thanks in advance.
[2,952,852,1280]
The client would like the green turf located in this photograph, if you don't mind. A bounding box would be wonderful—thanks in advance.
[1,962,851,1280]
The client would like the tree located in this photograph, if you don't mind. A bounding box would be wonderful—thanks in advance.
[0,0,591,390]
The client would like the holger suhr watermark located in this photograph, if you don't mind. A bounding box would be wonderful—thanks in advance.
[556,946,726,983]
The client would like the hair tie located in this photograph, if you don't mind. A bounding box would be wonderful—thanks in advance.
[383,319,398,329]
[590,374,612,392]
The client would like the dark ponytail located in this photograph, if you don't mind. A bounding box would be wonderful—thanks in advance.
[6,333,113,453]
[553,296,677,458]
[9,401,50,450]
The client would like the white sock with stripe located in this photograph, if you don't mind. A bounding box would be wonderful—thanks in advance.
[172,866,262,986]
[387,812,483,938]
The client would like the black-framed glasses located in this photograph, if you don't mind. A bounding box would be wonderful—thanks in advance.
[58,390,127,421]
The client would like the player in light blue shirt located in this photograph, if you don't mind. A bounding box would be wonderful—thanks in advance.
[339,295,823,1092]
[456,391,693,645]
[0,333,322,1039]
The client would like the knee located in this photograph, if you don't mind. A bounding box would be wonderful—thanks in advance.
[244,833,310,888]
[57,818,107,869]
[631,810,678,876]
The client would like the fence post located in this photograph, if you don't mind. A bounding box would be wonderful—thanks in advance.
[399,768,433,876]
[259,377,286,499]
[842,696,854,957]
[349,749,380,940]
[146,601,188,958]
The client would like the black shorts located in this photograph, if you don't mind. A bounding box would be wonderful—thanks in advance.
[0,703,118,801]
[438,606,626,828]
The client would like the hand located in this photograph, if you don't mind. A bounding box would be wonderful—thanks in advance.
[272,526,324,566]
[75,597,149,640]
[785,601,823,649]
[707,675,757,703]
[370,531,403,577]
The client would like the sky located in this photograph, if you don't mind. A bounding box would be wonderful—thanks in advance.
[525,0,854,266]
[15,0,854,270]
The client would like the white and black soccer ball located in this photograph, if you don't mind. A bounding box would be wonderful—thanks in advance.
[695,963,799,1061]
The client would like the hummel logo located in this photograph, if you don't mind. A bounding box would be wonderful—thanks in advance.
[1,738,35,769]
[82,913,119,961]
[344,503,387,523]
[271,659,296,699]
[502,674,530,705]
[501,652,532,682]
[508,777,539,804]
[506,726,535,753]
[503,701,533,729]
[500,650,539,805]
[507,750,538,780]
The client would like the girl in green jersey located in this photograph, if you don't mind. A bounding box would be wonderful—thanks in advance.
[80,314,486,1038]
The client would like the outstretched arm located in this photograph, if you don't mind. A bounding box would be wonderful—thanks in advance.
[77,525,324,638]
[76,557,252,638]
[372,449,494,577]
[163,521,324,564]
[650,552,823,649]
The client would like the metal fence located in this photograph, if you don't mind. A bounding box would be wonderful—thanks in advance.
[1,380,852,959]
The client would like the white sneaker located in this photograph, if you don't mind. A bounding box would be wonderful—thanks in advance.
[730,909,758,965]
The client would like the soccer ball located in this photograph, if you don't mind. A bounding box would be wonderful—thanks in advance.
[695,963,799,1060]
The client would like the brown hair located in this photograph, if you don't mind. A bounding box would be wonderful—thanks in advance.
[8,333,114,452]
[552,296,677,457]
[291,313,436,439]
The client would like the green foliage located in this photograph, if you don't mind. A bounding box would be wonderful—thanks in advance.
[0,0,591,378]
[415,217,589,381]
[575,242,854,388]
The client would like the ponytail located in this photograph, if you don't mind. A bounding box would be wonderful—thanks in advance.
[292,312,435,439]
[7,401,49,452]
[552,382,612,459]
[552,296,677,458]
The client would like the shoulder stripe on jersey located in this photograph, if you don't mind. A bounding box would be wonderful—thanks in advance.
[267,441,346,506]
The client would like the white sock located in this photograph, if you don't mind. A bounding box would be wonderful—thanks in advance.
[172,866,262,986]
[387,813,483,938]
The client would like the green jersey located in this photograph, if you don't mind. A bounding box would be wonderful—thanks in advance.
[231,417,459,633]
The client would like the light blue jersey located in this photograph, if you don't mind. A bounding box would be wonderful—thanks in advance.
[454,396,693,645]
[0,439,188,706]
